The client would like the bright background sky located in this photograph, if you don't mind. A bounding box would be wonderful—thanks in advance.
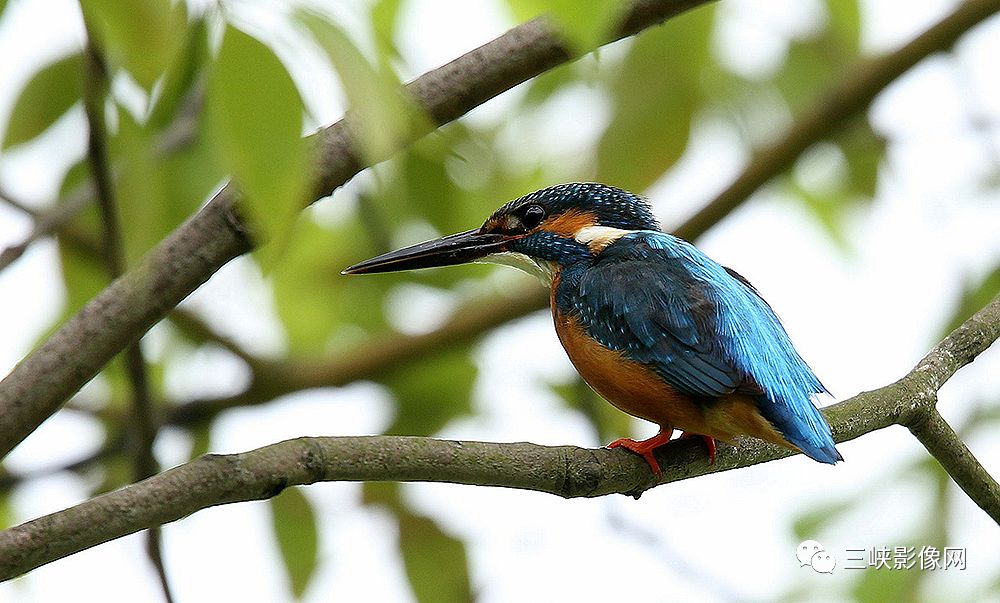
[1,0,999,601]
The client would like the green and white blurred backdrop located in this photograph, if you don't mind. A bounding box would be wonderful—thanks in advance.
[0,0,999,601]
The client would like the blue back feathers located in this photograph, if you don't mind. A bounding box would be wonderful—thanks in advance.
[556,230,841,464]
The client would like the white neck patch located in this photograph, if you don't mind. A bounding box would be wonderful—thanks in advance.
[574,225,635,253]
[480,252,557,285]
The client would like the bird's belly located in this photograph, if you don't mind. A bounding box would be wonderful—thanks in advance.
[553,311,707,432]
[552,309,795,449]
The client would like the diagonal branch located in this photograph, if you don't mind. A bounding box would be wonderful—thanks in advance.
[907,407,1000,522]
[1,295,997,581]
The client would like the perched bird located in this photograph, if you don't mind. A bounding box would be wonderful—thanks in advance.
[344,183,841,476]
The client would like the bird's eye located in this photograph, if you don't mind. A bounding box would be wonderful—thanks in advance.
[519,204,546,229]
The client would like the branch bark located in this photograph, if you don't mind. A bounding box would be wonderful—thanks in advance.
[1,295,997,580]
[0,0,713,460]
[907,407,1000,523]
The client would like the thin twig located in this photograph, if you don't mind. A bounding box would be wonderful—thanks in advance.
[0,187,39,216]
[0,432,124,492]
[167,308,269,370]
[82,34,173,603]
[0,295,996,580]
[0,183,98,273]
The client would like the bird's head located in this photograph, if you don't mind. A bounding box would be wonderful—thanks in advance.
[342,183,659,281]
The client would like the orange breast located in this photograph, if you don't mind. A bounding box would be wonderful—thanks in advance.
[552,308,706,432]
[551,304,796,449]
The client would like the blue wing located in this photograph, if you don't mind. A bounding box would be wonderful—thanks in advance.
[564,231,840,463]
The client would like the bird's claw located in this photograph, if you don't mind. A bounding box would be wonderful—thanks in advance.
[606,428,674,479]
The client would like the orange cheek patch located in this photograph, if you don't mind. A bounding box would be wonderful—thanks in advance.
[542,210,597,237]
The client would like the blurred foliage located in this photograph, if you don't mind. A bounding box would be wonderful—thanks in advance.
[939,264,1000,337]
[269,487,320,599]
[206,25,308,265]
[2,52,83,149]
[0,0,996,600]
[596,5,714,192]
[363,482,473,602]
[509,0,624,50]
[81,0,188,91]
[785,282,1000,603]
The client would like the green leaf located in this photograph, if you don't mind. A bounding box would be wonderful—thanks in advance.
[103,100,216,266]
[772,2,862,114]
[507,0,623,51]
[939,265,1000,337]
[272,215,395,355]
[791,496,855,541]
[371,0,404,60]
[269,487,320,599]
[297,9,422,162]
[834,120,885,198]
[2,53,83,149]
[825,0,862,57]
[550,377,630,442]
[398,511,472,603]
[360,483,471,603]
[57,214,107,316]
[81,0,188,90]
[381,350,477,436]
[188,424,211,460]
[147,17,210,131]
[108,108,170,264]
[852,541,925,603]
[521,62,578,108]
[0,489,11,529]
[206,25,308,261]
[596,5,714,192]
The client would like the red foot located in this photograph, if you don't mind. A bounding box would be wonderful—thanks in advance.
[607,428,674,478]
[679,431,717,464]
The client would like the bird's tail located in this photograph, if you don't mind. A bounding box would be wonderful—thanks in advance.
[757,394,842,464]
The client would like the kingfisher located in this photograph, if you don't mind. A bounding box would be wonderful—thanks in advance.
[343,183,842,476]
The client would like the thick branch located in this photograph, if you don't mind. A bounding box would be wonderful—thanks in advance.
[0,0,713,460]
[1,295,996,580]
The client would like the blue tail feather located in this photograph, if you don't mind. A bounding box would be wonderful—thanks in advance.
[757,394,842,464]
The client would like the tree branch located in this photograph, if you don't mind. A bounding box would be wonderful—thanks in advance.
[1,295,997,580]
[0,184,97,273]
[907,407,1000,523]
[81,32,174,603]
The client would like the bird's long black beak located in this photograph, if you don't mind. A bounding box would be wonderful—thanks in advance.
[342,229,511,275]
